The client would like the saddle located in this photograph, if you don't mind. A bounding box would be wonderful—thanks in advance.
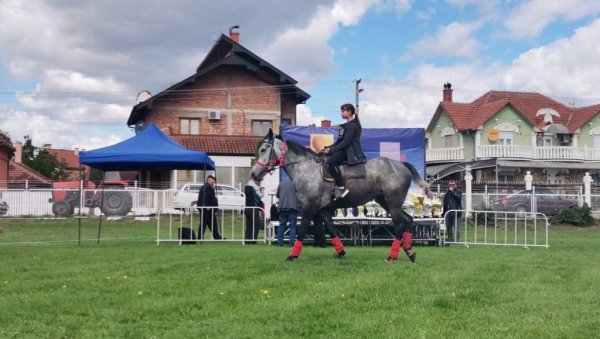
[318,156,366,182]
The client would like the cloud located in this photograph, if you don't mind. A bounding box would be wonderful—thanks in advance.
[261,0,378,87]
[296,104,328,126]
[503,18,600,103]
[402,21,484,60]
[361,18,600,129]
[0,0,340,148]
[504,0,600,40]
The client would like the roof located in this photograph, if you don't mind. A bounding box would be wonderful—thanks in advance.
[172,134,262,156]
[8,160,52,183]
[430,90,600,133]
[46,148,80,169]
[127,34,310,126]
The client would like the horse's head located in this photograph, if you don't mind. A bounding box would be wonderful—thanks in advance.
[251,128,285,182]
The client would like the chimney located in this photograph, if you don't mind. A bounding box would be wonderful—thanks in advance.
[229,25,240,43]
[14,141,22,163]
[321,120,331,128]
[73,147,79,156]
[43,143,52,150]
[443,82,453,102]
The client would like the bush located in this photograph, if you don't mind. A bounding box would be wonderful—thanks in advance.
[549,206,596,227]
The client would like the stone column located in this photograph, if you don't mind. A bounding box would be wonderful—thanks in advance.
[583,172,593,207]
[525,171,533,190]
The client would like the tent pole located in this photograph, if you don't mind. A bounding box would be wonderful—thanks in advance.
[97,180,105,244]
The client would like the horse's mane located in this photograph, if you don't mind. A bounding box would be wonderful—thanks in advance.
[281,138,317,157]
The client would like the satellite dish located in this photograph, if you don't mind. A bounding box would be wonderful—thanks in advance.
[536,108,560,124]
[136,90,152,104]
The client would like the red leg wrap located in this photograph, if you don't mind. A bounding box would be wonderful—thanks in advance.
[291,240,303,257]
[331,236,345,254]
[389,239,402,259]
[402,231,413,250]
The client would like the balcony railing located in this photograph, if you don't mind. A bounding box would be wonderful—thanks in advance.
[427,145,600,162]
[477,145,600,161]
[426,147,464,162]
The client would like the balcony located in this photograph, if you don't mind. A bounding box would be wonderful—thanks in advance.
[476,145,600,161]
[426,147,464,162]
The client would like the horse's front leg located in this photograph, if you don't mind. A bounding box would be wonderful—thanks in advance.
[320,209,346,259]
[287,217,311,261]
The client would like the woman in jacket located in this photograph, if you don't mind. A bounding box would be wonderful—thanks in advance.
[322,103,367,199]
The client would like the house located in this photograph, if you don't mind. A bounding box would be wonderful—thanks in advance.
[0,137,15,188]
[126,27,310,190]
[426,83,600,184]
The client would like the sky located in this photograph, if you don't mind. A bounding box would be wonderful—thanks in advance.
[1,0,600,151]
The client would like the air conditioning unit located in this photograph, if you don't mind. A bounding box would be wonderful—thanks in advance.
[208,111,221,120]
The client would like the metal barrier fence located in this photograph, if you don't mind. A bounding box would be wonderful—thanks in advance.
[443,209,549,248]
[156,206,266,245]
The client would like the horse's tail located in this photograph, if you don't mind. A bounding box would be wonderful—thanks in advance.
[402,162,433,199]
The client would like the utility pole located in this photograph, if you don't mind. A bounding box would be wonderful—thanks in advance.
[354,78,364,115]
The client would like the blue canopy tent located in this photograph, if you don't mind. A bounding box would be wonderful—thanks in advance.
[80,123,215,171]
[79,123,215,244]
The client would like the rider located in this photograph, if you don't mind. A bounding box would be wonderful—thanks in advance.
[322,103,367,199]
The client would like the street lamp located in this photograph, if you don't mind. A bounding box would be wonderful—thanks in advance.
[354,78,364,115]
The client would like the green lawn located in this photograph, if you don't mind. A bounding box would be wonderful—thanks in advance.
[1,218,599,338]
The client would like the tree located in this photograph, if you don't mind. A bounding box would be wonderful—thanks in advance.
[22,135,69,181]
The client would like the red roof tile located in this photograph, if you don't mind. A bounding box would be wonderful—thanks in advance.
[8,160,52,185]
[46,148,80,169]
[438,90,600,132]
[172,135,262,156]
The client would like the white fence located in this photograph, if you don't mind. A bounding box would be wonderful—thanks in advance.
[0,188,179,217]
[156,206,266,244]
[444,209,549,248]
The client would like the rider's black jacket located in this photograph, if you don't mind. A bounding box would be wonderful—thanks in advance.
[328,119,367,165]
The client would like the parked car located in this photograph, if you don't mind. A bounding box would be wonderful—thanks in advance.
[173,183,245,212]
[0,198,8,216]
[493,187,577,217]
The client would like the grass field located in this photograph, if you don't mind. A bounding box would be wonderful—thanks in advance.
[1,218,599,338]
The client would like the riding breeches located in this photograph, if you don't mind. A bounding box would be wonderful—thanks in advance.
[326,151,347,187]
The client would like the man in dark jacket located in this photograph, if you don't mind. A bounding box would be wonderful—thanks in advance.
[442,180,462,243]
[197,175,222,240]
[244,179,263,244]
[276,178,299,246]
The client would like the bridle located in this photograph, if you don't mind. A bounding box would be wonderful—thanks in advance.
[254,139,287,174]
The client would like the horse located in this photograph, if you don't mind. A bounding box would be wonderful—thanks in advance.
[251,129,433,262]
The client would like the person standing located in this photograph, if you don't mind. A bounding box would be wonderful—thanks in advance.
[442,180,463,243]
[244,179,263,244]
[197,175,222,240]
[276,178,299,246]
[321,103,367,200]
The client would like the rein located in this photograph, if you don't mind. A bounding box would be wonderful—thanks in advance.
[255,140,314,171]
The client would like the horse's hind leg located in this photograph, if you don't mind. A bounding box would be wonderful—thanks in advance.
[386,208,416,263]
[319,209,345,259]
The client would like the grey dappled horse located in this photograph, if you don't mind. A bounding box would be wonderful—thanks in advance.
[252,129,432,262]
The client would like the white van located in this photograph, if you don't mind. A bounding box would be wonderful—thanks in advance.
[173,183,245,212]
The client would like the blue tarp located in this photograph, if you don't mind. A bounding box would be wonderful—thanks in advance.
[80,123,215,171]
[280,125,426,177]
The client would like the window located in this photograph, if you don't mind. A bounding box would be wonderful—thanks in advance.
[444,135,453,148]
[594,135,600,148]
[215,166,233,186]
[180,118,200,135]
[252,120,272,136]
[498,172,515,181]
[537,136,552,147]
[498,131,513,145]
[281,118,292,126]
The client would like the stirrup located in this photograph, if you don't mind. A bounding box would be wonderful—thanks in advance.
[334,187,349,200]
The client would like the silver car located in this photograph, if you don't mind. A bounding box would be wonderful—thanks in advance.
[173,183,245,212]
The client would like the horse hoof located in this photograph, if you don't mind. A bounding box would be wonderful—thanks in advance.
[286,256,298,262]
[336,250,346,259]
[408,252,416,263]
[385,256,398,262]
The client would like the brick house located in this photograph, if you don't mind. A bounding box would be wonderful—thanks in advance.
[426,83,600,184]
[0,138,15,188]
[126,27,309,190]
